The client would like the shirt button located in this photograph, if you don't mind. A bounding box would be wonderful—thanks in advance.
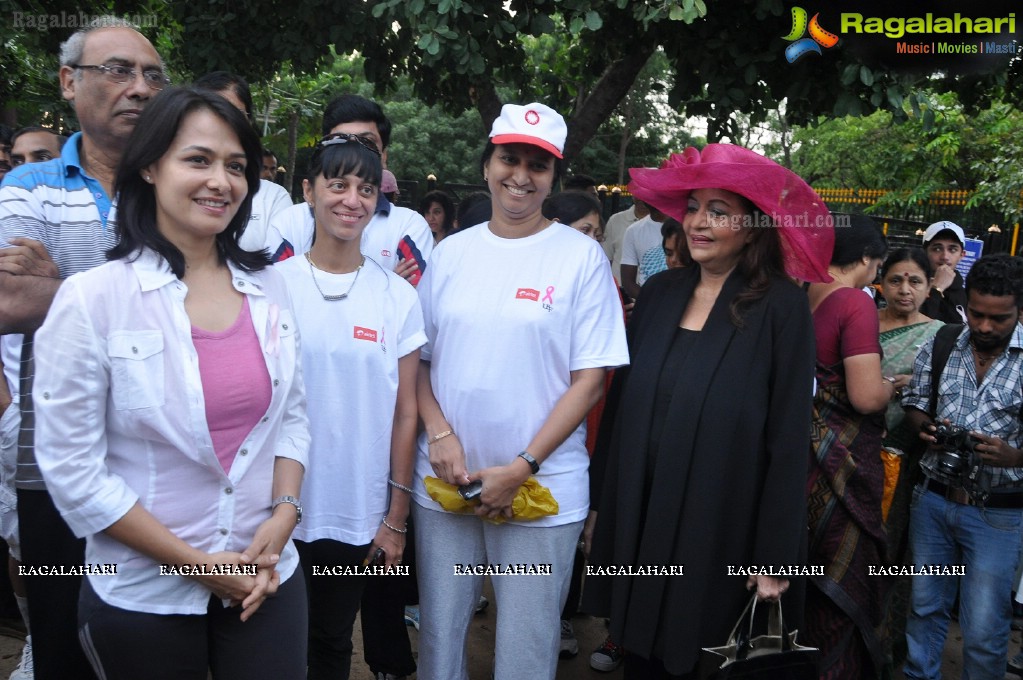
[219,528,228,535]
[42,392,50,399]
[132,346,138,354]
[225,488,233,495]
[282,324,289,330]
[273,379,280,387]
[261,416,269,423]
[239,448,248,456]
[237,281,245,287]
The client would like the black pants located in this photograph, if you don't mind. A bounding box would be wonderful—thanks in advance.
[624,654,694,679]
[78,572,307,679]
[296,538,370,680]
[18,487,97,680]
[361,514,417,677]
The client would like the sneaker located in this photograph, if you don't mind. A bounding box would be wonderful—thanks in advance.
[9,634,33,680]
[559,619,579,658]
[403,605,420,631]
[475,594,489,614]
[590,634,625,672]
[1009,650,1023,676]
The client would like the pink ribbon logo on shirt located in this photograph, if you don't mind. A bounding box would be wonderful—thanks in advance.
[542,286,555,304]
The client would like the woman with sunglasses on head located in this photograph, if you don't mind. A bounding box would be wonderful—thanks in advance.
[30,87,309,679]
[275,132,424,680]
[413,104,628,680]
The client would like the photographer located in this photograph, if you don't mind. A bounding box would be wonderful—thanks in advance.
[901,253,1023,680]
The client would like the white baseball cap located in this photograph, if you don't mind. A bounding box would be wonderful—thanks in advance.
[489,103,566,159]
[922,220,965,245]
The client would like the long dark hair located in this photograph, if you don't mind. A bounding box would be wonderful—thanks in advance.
[419,189,455,237]
[107,87,267,277]
[730,207,787,327]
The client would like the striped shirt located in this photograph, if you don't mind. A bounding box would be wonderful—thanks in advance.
[0,133,117,490]
[902,323,1023,489]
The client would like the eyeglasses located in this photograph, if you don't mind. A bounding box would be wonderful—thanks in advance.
[71,64,171,90]
[319,133,381,157]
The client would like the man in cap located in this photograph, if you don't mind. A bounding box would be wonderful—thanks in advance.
[0,17,166,679]
[266,95,433,286]
[920,220,969,323]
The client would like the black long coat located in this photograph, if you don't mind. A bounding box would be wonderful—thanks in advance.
[583,266,816,675]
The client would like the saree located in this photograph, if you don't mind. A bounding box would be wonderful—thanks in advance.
[805,365,888,679]
[877,319,942,678]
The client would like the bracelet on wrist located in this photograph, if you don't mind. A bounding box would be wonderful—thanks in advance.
[388,479,413,494]
[382,516,408,534]
[428,429,453,445]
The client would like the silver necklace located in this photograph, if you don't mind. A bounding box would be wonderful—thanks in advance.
[306,252,363,301]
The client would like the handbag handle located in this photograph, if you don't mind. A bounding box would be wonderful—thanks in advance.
[733,594,793,661]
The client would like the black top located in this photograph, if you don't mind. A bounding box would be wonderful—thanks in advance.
[919,270,967,323]
[584,265,816,674]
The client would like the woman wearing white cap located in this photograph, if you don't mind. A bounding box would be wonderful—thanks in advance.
[411,103,629,680]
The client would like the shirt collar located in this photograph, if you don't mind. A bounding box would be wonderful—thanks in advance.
[60,132,85,178]
[374,192,392,216]
[129,247,266,296]
[956,319,1023,352]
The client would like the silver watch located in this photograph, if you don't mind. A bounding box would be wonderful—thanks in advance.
[272,495,303,524]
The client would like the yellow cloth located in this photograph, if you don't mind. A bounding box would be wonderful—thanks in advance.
[881,447,902,523]
[423,476,559,523]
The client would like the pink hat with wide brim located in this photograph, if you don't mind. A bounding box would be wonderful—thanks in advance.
[629,144,835,283]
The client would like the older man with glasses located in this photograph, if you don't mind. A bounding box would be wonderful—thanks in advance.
[0,16,166,680]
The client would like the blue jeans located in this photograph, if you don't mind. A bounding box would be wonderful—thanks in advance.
[903,484,1023,680]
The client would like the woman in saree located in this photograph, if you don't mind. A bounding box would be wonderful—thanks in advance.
[804,213,892,679]
[875,247,941,677]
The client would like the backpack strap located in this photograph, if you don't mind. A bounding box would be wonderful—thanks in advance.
[928,323,964,419]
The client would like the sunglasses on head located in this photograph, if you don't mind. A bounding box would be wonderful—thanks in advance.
[319,133,380,157]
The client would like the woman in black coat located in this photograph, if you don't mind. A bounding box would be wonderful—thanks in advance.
[583,144,834,679]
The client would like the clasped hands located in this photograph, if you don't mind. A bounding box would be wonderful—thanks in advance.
[429,433,529,520]
[192,511,295,622]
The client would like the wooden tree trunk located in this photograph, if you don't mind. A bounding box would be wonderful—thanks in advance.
[285,109,299,197]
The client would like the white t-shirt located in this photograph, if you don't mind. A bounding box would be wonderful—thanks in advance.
[239,179,293,252]
[413,222,629,527]
[621,216,667,286]
[602,205,639,283]
[277,255,426,545]
[265,199,434,283]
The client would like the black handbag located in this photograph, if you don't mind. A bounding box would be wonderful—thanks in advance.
[697,594,818,680]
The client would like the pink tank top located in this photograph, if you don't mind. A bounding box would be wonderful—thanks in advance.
[191,297,272,474]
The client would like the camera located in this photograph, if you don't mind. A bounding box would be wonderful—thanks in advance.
[932,423,979,476]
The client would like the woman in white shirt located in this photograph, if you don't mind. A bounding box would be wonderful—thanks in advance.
[413,103,629,680]
[32,87,309,679]
[276,132,424,679]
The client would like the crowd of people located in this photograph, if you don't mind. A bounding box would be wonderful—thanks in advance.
[1,15,1022,680]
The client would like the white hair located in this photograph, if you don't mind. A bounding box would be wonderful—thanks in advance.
[59,16,141,69]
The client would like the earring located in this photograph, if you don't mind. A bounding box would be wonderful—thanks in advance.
[484,175,488,182]
[144,175,151,182]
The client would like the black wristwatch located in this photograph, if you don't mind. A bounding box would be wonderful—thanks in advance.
[517,451,540,474]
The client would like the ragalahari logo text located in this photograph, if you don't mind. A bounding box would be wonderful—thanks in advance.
[783,7,839,62]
